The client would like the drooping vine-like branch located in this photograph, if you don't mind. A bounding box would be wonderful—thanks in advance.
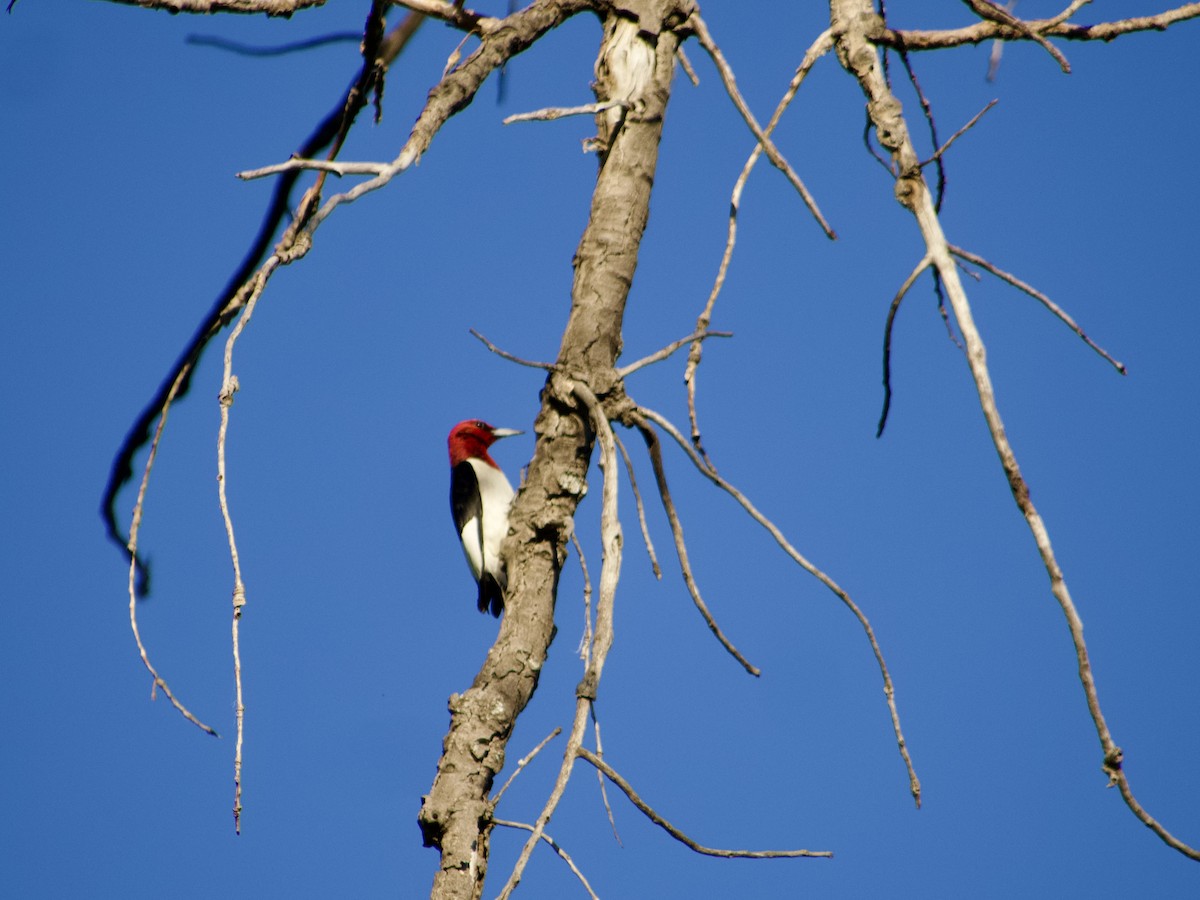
[216,258,280,833]
[104,6,425,592]
[577,747,832,859]
[636,419,761,676]
[97,0,1200,891]
[637,405,922,807]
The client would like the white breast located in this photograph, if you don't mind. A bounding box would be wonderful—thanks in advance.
[459,457,515,582]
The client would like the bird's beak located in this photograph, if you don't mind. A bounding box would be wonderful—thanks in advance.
[491,427,523,439]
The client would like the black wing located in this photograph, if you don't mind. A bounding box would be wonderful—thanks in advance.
[451,461,505,616]
[450,460,481,535]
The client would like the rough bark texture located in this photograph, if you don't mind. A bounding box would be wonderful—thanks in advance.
[418,7,685,898]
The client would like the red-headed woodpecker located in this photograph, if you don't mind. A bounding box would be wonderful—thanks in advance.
[448,419,522,617]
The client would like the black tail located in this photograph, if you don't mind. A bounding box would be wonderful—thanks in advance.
[477,573,505,617]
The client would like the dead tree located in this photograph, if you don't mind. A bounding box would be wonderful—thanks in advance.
[86,1,1200,896]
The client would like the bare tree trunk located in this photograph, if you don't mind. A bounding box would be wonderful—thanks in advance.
[418,7,684,898]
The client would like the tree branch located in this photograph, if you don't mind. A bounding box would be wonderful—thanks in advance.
[960,0,1072,72]
[833,0,1197,858]
[495,379,625,899]
[124,360,220,737]
[638,404,921,806]
[634,416,761,676]
[947,244,1126,374]
[876,3,1200,52]
[490,820,600,899]
[876,254,933,438]
[100,0,325,14]
[577,747,832,859]
[613,431,661,579]
[618,328,731,378]
[103,8,425,593]
[216,258,279,833]
[390,0,495,33]
[418,9,682,896]
[684,28,833,463]
[688,14,835,239]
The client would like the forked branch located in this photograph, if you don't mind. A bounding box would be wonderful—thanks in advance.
[688,15,835,240]
[636,406,921,806]
[947,244,1126,374]
[684,28,834,460]
[876,3,1200,51]
[832,0,1197,859]
[104,8,426,592]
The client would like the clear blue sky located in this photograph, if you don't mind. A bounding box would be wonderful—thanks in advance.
[2,2,1198,897]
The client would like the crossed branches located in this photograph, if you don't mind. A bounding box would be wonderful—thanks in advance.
[833,0,1199,862]
[99,0,1200,894]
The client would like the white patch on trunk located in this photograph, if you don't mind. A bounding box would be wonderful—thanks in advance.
[596,16,657,135]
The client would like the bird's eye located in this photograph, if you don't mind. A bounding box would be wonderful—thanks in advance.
[474,420,488,429]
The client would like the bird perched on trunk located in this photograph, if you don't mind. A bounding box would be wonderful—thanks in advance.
[448,419,522,616]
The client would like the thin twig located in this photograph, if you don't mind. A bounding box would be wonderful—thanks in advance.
[921,99,998,168]
[504,100,622,125]
[1045,0,1093,28]
[894,47,945,210]
[639,405,921,806]
[571,530,594,663]
[685,30,834,463]
[126,366,219,737]
[390,0,494,33]
[218,259,278,834]
[612,431,660,579]
[237,158,389,180]
[491,727,563,809]
[577,748,832,859]
[877,254,933,438]
[635,418,761,676]
[961,0,1071,72]
[469,328,554,370]
[588,704,622,845]
[935,242,1183,851]
[302,1,598,235]
[618,329,732,379]
[442,32,471,78]
[688,15,835,240]
[492,820,600,899]
[675,44,699,85]
[947,244,1126,373]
